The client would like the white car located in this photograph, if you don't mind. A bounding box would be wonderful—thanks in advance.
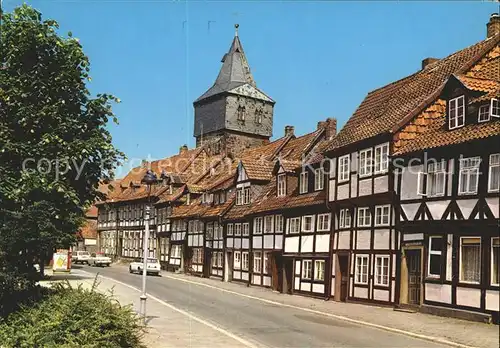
[88,252,112,267]
[72,250,91,265]
[129,258,161,276]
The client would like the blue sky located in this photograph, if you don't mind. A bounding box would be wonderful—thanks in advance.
[5,1,499,177]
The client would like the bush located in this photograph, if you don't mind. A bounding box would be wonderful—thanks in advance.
[0,280,145,348]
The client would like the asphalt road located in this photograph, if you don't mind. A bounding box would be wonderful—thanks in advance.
[81,264,450,348]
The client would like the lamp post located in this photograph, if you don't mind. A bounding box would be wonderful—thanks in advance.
[139,169,157,325]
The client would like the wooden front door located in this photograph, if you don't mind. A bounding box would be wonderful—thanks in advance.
[204,249,212,278]
[338,254,349,302]
[406,249,422,306]
[227,251,233,281]
[271,252,283,292]
[284,258,293,294]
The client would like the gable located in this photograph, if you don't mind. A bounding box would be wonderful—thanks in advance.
[237,161,248,182]
[228,83,274,103]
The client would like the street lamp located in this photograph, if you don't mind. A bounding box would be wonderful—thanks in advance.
[139,169,157,325]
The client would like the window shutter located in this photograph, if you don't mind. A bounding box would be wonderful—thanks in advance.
[491,99,499,118]
[417,172,426,196]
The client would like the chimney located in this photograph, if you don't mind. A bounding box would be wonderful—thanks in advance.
[141,159,148,168]
[179,144,188,154]
[487,13,500,38]
[421,57,439,70]
[284,125,295,137]
[324,118,337,139]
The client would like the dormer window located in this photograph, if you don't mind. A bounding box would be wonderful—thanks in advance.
[491,99,499,118]
[299,171,308,194]
[277,174,286,197]
[478,105,490,123]
[314,168,324,191]
[448,95,465,129]
[236,187,250,205]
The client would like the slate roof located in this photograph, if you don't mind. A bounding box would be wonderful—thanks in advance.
[325,34,500,152]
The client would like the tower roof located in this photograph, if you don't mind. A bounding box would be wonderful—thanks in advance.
[195,24,272,103]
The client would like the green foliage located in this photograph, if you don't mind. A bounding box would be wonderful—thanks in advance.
[0,280,145,348]
[0,4,124,281]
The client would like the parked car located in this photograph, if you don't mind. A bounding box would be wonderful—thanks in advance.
[129,258,161,276]
[88,252,112,267]
[72,250,91,265]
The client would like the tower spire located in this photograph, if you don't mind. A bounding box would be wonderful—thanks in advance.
[235,23,239,37]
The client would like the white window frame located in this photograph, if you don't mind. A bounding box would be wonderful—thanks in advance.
[302,260,312,279]
[427,161,446,197]
[374,256,390,286]
[478,104,490,123]
[254,217,263,234]
[355,255,369,285]
[299,171,308,194]
[275,215,284,233]
[491,237,500,286]
[288,217,300,234]
[359,148,373,177]
[242,252,249,271]
[253,251,262,273]
[236,188,243,205]
[316,213,331,232]
[277,174,286,197]
[357,207,371,227]
[234,223,242,236]
[263,252,270,275]
[227,223,234,236]
[448,95,465,129]
[234,251,241,269]
[242,222,250,236]
[264,215,274,234]
[243,187,250,204]
[458,157,480,195]
[374,143,389,174]
[491,98,499,118]
[314,260,325,281]
[374,205,390,227]
[338,155,350,182]
[339,209,351,228]
[459,237,481,284]
[314,168,324,191]
[301,215,315,232]
[488,154,500,193]
[427,236,442,278]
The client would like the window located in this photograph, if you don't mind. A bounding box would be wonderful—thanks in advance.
[206,223,213,240]
[254,217,263,234]
[314,260,325,281]
[460,237,481,283]
[478,104,490,122]
[242,223,249,236]
[275,215,284,233]
[255,108,263,124]
[458,157,480,195]
[302,260,312,279]
[263,252,270,274]
[193,248,203,264]
[314,168,324,191]
[237,105,246,121]
[289,217,300,234]
[428,236,442,277]
[339,209,351,228]
[359,148,373,177]
[374,256,389,286]
[236,188,243,205]
[491,98,499,118]
[488,154,500,192]
[299,171,308,194]
[253,252,262,273]
[492,238,499,286]
[217,252,223,268]
[357,208,371,227]
[220,191,226,203]
[448,95,465,129]
[234,223,242,236]
[317,213,331,232]
[302,215,315,232]
[427,161,446,197]
[264,215,274,234]
[234,251,241,269]
[227,223,234,236]
[338,155,350,182]
[242,252,249,271]
[277,174,286,197]
[374,143,389,174]
[374,205,390,226]
[171,245,181,258]
[243,187,250,204]
[355,256,369,284]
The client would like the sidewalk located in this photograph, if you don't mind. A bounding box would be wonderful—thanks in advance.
[162,271,499,348]
[41,270,255,348]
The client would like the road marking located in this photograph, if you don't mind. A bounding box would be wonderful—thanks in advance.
[162,274,477,348]
[78,270,262,348]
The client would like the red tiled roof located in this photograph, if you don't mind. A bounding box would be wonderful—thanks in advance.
[78,219,97,240]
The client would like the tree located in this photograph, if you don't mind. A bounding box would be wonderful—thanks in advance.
[0,4,124,281]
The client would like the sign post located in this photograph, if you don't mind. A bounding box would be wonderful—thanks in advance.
[52,249,72,273]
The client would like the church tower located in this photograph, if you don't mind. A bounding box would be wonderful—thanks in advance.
[193,24,275,156]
